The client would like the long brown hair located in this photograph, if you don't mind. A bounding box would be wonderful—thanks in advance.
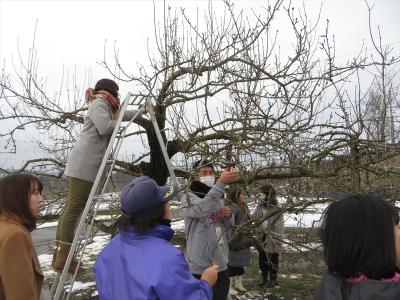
[0,173,43,231]
[227,187,249,215]
[260,184,277,207]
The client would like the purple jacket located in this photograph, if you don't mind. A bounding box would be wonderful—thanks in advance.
[94,225,212,300]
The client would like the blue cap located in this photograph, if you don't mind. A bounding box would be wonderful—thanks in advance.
[120,176,178,216]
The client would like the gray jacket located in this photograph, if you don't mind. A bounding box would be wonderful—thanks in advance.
[252,204,284,253]
[182,180,233,275]
[316,272,400,300]
[64,97,140,182]
[228,203,251,267]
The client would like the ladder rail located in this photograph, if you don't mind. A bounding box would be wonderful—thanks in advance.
[64,99,145,299]
[52,95,183,299]
[146,99,180,188]
[52,93,144,299]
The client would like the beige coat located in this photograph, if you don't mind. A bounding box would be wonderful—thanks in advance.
[252,204,285,253]
[0,215,43,300]
[64,97,141,183]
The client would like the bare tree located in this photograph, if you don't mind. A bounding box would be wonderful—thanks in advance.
[1,0,399,196]
[2,3,400,284]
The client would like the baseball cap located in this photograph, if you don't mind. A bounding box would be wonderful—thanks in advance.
[120,176,178,216]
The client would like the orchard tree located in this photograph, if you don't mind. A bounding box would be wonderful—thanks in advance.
[1,0,399,195]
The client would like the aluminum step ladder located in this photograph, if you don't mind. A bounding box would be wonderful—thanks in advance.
[49,92,180,300]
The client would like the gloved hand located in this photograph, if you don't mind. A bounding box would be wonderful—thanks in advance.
[139,104,149,114]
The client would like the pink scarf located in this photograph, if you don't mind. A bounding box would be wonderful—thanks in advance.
[85,88,120,112]
[347,272,400,284]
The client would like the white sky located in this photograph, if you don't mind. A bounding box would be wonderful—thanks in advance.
[1,0,399,96]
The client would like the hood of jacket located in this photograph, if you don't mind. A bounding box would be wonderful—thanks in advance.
[316,272,400,300]
[94,224,213,300]
[120,224,175,241]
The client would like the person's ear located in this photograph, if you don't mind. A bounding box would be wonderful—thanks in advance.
[163,203,170,219]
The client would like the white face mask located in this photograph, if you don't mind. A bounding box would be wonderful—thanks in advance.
[199,176,215,187]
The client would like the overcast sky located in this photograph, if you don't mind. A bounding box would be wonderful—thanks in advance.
[1,0,399,96]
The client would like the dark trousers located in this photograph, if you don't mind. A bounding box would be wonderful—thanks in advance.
[193,269,230,300]
[258,251,279,280]
[228,265,245,277]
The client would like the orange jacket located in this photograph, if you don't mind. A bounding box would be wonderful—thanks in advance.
[0,215,43,300]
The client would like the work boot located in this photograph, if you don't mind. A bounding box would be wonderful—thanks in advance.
[257,274,268,287]
[229,278,239,296]
[265,279,278,288]
[234,275,247,292]
[51,240,86,274]
[51,240,59,267]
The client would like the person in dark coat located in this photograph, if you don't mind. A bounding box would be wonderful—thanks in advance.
[226,187,251,295]
[316,194,400,300]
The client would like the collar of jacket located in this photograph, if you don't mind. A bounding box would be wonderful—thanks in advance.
[317,271,400,300]
[189,180,211,199]
[121,225,175,241]
[0,213,28,231]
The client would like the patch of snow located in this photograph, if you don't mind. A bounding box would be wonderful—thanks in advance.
[284,212,322,228]
[66,281,95,292]
[283,241,322,252]
[94,215,117,220]
[280,274,301,279]
[172,219,185,231]
[37,221,58,229]
[38,235,111,278]
[38,253,53,265]
[84,235,110,255]
[233,291,273,300]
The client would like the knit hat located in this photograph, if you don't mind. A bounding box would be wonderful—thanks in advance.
[95,78,119,98]
[192,159,215,172]
[260,184,276,198]
[120,176,178,217]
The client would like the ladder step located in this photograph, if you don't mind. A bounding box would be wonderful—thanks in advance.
[53,94,180,299]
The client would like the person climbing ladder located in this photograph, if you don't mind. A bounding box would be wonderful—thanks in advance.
[52,78,145,274]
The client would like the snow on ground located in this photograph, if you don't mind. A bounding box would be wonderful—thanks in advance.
[283,241,322,252]
[38,253,54,267]
[41,192,121,216]
[284,212,322,228]
[37,205,322,298]
[41,193,328,230]
[171,219,185,231]
[281,274,301,279]
[93,215,117,220]
[82,235,111,257]
[35,190,338,299]
[244,197,325,228]
[37,200,326,232]
[37,221,59,229]
[66,281,96,293]
[38,235,111,294]
[233,291,273,300]
[283,201,327,228]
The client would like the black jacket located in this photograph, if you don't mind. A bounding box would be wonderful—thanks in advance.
[316,272,400,300]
